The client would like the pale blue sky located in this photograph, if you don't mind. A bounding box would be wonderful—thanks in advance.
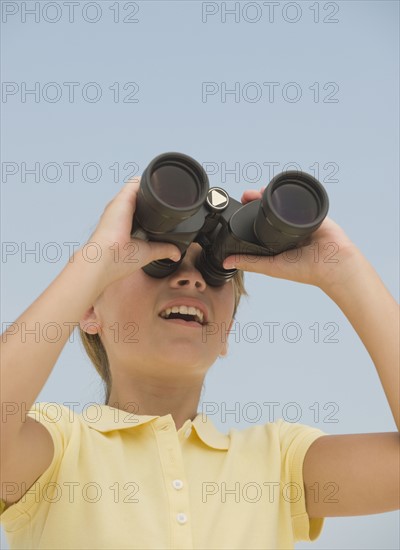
[1,1,399,548]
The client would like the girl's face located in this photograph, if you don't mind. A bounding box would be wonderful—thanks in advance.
[81,243,236,381]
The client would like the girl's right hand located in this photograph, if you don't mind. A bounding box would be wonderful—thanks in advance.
[80,177,181,292]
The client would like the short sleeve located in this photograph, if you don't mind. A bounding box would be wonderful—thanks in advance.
[276,418,328,542]
[0,402,74,525]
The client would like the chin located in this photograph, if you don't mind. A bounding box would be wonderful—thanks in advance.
[156,343,216,370]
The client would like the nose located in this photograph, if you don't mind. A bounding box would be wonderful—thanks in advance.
[168,256,207,291]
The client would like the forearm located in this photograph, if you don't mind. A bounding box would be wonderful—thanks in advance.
[321,246,400,431]
[0,249,107,434]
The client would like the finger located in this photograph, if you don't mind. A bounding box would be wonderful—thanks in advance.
[223,254,271,271]
[123,175,141,188]
[146,241,181,263]
[103,177,142,221]
[223,253,293,282]
[117,176,141,200]
[241,189,263,204]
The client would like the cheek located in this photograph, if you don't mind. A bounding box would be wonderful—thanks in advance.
[215,284,235,322]
[99,276,154,326]
[98,297,153,350]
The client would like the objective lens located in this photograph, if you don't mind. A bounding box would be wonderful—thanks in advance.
[151,165,200,208]
[132,152,209,238]
[271,184,319,225]
[254,170,329,251]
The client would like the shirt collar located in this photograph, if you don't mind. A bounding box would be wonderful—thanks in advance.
[83,405,230,451]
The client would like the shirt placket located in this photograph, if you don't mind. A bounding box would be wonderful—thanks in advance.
[153,416,194,550]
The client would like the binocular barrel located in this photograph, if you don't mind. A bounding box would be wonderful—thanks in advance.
[131,152,329,286]
[133,153,209,233]
[254,170,329,248]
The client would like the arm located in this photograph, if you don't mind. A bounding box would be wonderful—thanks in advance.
[0,250,107,438]
[322,245,399,431]
[223,193,399,517]
[0,250,110,507]
[1,177,179,447]
[303,247,399,518]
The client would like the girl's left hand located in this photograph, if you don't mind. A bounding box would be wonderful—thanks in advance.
[222,188,358,291]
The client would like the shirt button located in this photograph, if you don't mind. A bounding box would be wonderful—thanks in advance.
[176,513,187,524]
[184,427,192,438]
[172,479,183,490]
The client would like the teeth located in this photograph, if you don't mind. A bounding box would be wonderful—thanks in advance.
[160,305,204,323]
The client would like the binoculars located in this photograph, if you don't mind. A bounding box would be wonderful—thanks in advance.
[131,152,329,286]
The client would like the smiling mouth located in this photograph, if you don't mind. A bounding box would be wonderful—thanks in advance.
[159,305,206,326]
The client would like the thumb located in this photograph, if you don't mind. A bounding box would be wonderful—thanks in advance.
[223,254,272,271]
[146,241,181,263]
[223,253,284,279]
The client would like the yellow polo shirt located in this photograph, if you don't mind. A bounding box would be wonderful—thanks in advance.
[1,402,327,549]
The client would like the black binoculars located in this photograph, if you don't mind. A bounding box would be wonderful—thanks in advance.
[131,152,329,286]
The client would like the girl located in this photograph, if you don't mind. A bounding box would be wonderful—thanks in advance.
[1,176,399,549]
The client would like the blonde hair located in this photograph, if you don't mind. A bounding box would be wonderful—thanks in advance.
[79,271,248,404]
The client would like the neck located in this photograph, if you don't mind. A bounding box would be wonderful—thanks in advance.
[106,375,204,431]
